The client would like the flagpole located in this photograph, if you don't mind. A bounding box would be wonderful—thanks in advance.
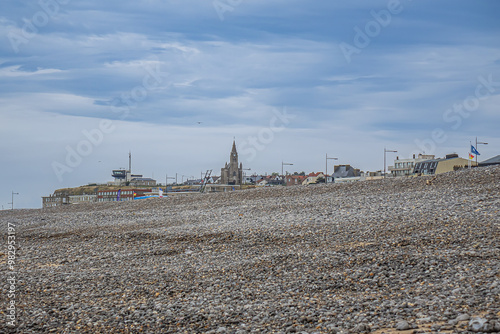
[469,141,471,169]
[475,137,478,166]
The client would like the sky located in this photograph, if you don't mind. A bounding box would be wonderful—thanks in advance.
[1,0,499,209]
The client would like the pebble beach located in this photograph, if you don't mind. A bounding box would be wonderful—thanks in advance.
[1,166,499,333]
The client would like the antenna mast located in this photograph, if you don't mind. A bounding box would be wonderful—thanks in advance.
[129,151,132,173]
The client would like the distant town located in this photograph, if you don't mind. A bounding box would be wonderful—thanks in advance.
[42,140,499,209]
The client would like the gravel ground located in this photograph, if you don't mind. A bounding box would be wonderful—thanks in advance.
[1,166,499,333]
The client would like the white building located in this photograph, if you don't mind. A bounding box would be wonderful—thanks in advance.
[389,154,435,177]
[68,194,97,204]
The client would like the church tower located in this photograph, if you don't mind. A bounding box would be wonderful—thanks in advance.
[221,140,243,185]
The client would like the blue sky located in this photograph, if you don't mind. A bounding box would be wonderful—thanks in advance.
[1,0,499,208]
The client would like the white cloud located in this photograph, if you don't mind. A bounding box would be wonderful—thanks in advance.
[0,65,63,77]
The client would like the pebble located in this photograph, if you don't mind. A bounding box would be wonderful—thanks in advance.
[395,320,410,331]
[456,314,470,321]
[353,323,371,333]
[1,166,499,333]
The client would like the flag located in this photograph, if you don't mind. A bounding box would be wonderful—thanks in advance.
[471,145,480,156]
[469,153,474,160]
[159,188,163,198]
[117,189,121,201]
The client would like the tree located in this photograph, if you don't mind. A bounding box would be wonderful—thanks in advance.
[315,176,325,184]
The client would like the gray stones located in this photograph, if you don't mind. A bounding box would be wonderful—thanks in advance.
[469,318,487,332]
[1,165,499,333]
[456,313,470,321]
[353,323,371,333]
[469,318,500,333]
[395,320,410,331]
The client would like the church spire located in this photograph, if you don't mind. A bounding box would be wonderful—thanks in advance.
[231,139,237,154]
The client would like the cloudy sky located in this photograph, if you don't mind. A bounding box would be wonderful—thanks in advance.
[1,0,499,209]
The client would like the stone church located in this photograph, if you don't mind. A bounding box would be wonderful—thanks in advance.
[220,140,243,185]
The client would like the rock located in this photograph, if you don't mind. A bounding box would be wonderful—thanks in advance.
[478,320,500,333]
[469,317,487,332]
[395,321,410,331]
[456,314,470,321]
[325,324,339,333]
[353,323,371,333]
[492,320,500,332]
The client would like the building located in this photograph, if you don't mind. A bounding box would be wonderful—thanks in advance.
[285,175,306,186]
[68,194,97,204]
[111,169,129,184]
[480,155,500,167]
[97,189,151,202]
[184,179,202,186]
[129,177,156,187]
[203,184,241,192]
[110,152,156,186]
[111,170,156,186]
[302,172,325,185]
[220,140,243,185]
[243,175,256,184]
[332,165,361,179]
[256,178,269,187]
[389,154,436,177]
[42,188,97,208]
[362,171,384,181]
[414,154,477,175]
[42,194,69,208]
[255,175,282,186]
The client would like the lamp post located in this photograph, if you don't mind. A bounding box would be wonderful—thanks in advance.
[165,174,175,189]
[9,191,19,210]
[475,137,488,166]
[384,148,398,178]
[281,161,293,185]
[326,154,338,184]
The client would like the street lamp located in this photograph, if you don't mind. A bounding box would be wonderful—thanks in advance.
[9,191,19,210]
[326,154,338,184]
[384,148,398,178]
[475,137,488,166]
[281,161,293,185]
[165,174,175,187]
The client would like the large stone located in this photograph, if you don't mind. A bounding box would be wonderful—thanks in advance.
[395,321,410,331]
